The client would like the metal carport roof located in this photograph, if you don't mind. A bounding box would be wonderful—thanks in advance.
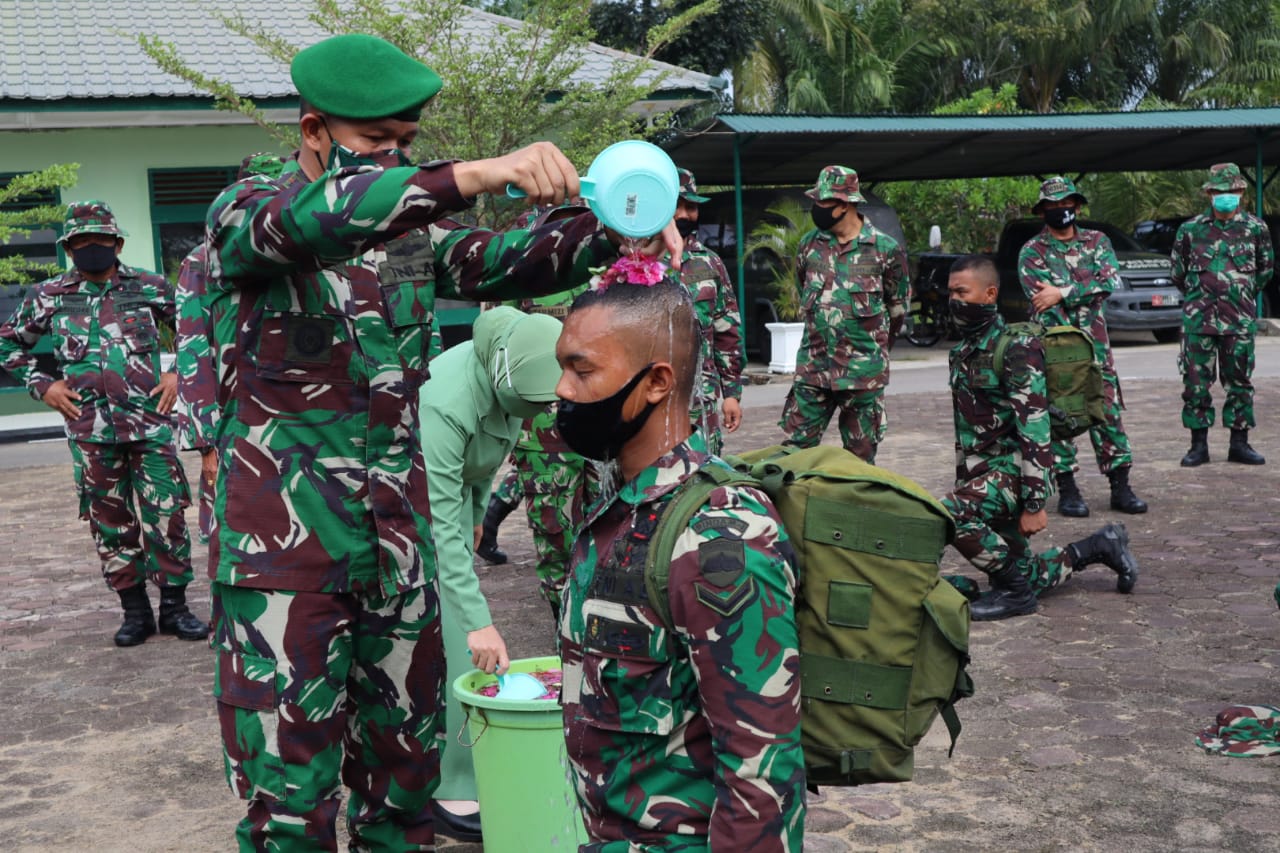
[661,108,1280,185]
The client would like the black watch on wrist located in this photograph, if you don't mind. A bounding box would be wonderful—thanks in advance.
[1023,498,1045,513]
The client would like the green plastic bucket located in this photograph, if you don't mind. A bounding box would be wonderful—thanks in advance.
[453,655,587,852]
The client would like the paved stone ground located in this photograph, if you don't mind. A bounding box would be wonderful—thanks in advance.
[1,376,1278,852]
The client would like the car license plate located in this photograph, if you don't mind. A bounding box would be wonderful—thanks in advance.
[1152,294,1180,307]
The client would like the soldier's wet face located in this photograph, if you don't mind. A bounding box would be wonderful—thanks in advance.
[555,305,653,409]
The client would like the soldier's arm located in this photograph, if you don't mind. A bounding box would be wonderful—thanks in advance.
[1169,225,1190,291]
[1017,243,1042,298]
[174,252,219,451]
[421,396,498,634]
[1257,219,1274,289]
[669,486,805,853]
[0,288,58,400]
[429,212,616,302]
[1006,338,1053,506]
[707,253,744,400]
[1061,235,1119,307]
[885,241,910,340]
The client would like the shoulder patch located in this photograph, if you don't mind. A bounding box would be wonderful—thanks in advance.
[691,516,749,536]
[698,537,746,587]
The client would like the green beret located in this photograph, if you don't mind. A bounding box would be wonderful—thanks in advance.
[291,34,442,121]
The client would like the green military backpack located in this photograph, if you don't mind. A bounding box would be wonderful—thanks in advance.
[994,322,1106,440]
[643,445,973,787]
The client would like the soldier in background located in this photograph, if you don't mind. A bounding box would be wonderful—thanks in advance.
[1171,163,1273,467]
[941,256,1138,621]
[202,34,678,850]
[1017,176,1148,517]
[0,201,208,647]
[672,167,743,455]
[780,165,909,463]
[555,274,804,851]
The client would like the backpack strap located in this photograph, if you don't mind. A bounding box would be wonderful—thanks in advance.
[643,464,758,632]
[991,321,1040,378]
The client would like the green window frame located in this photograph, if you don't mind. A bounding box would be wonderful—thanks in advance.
[148,166,237,280]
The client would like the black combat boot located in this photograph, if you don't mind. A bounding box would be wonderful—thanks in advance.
[970,564,1038,621]
[1227,429,1265,465]
[158,586,210,641]
[114,584,156,647]
[1068,523,1138,593]
[1180,428,1209,467]
[1107,466,1148,514]
[1055,472,1089,518]
[475,495,518,565]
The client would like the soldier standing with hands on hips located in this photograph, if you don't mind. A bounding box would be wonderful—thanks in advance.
[201,33,680,851]
[1171,163,1273,467]
[780,165,909,463]
[1017,176,1148,518]
[0,201,207,648]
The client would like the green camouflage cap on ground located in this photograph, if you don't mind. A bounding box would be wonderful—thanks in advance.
[1032,176,1088,213]
[678,168,710,204]
[57,200,127,244]
[291,34,443,121]
[237,152,286,180]
[805,165,866,204]
[1203,163,1248,193]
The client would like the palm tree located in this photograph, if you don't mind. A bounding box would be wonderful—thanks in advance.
[741,199,813,320]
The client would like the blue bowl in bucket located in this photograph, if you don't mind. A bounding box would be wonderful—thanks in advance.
[507,140,679,239]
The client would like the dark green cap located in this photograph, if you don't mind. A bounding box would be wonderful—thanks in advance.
[291,34,442,121]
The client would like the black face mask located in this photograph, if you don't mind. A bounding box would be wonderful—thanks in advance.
[675,218,699,240]
[71,243,118,275]
[950,299,1000,337]
[1042,207,1076,230]
[556,363,658,462]
[811,204,846,232]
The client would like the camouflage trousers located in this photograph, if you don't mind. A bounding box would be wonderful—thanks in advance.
[1179,332,1256,430]
[68,437,193,592]
[1052,362,1133,476]
[780,382,885,463]
[211,582,445,852]
[943,466,1073,595]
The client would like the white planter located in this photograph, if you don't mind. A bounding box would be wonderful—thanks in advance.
[766,322,805,373]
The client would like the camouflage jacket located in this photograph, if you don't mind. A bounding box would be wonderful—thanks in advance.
[793,219,909,390]
[1171,210,1274,334]
[560,441,805,853]
[949,315,1053,506]
[0,264,177,444]
[204,151,615,595]
[679,238,744,404]
[174,244,218,451]
[1017,227,1117,367]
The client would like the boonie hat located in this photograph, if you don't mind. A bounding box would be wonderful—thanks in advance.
[57,200,126,245]
[677,168,710,204]
[237,152,286,180]
[805,165,866,204]
[291,34,443,121]
[1032,176,1088,213]
[1203,163,1247,193]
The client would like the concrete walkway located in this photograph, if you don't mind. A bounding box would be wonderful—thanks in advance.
[1,366,1278,850]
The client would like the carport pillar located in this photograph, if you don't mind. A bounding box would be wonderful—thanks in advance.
[732,134,747,363]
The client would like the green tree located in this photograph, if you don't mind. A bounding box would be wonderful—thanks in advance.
[741,198,810,320]
[139,0,693,227]
[588,0,764,77]
[0,164,80,286]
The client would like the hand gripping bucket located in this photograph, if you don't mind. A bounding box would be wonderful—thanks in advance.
[453,656,587,851]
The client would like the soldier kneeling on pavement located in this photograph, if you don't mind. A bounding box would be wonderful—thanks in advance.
[940,256,1138,621]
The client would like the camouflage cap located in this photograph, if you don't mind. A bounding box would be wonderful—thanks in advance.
[237,152,286,181]
[57,200,127,244]
[805,165,866,204]
[677,168,710,204]
[291,34,442,121]
[1032,176,1088,213]
[1203,163,1247,193]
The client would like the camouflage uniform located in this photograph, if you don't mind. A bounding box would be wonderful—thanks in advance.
[1171,166,1274,431]
[0,204,194,596]
[676,169,743,456]
[175,243,218,542]
[781,166,909,463]
[560,441,805,852]
[941,314,1072,594]
[1018,223,1133,476]
[203,142,618,849]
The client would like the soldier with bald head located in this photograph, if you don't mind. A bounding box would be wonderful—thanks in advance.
[554,270,805,852]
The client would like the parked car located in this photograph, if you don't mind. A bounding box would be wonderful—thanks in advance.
[1133,214,1280,318]
[915,218,1184,343]
[694,187,908,361]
